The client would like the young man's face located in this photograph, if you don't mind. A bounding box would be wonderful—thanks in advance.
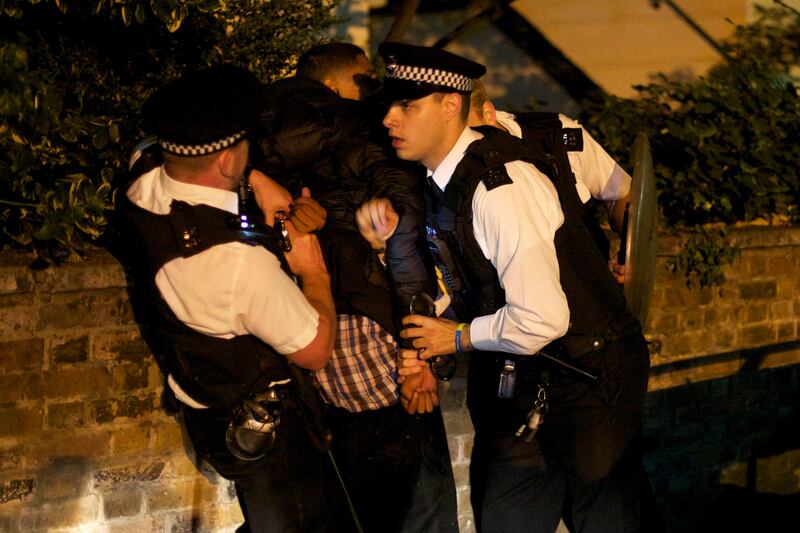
[383,94,450,170]
[334,54,374,100]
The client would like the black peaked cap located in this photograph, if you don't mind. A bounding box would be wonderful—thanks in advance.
[375,41,486,103]
[143,64,265,156]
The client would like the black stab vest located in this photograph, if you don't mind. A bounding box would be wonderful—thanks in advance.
[514,112,611,259]
[115,163,315,411]
[426,126,630,351]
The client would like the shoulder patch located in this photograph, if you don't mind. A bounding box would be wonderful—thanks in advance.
[561,128,584,152]
[481,166,513,191]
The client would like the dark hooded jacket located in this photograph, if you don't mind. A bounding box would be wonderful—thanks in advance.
[251,77,435,336]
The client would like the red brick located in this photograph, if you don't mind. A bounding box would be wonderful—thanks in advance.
[0,294,38,341]
[111,423,152,454]
[20,371,45,400]
[151,420,185,452]
[660,333,695,359]
[0,373,26,403]
[769,300,795,321]
[651,311,678,333]
[102,487,143,518]
[767,252,795,275]
[26,430,112,468]
[0,255,35,295]
[776,322,797,342]
[682,309,704,330]
[17,495,99,529]
[776,278,797,299]
[745,254,768,277]
[46,401,86,429]
[41,366,113,399]
[0,446,23,471]
[713,328,736,351]
[663,285,713,308]
[40,461,92,501]
[738,280,777,300]
[191,502,246,530]
[108,515,167,533]
[95,460,165,487]
[94,329,151,362]
[0,405,44,437]
[0,337,44,371]
[37,289,135,330]
[33,253,127,293]
[49,335,89,364]
[0,478,35,504]
[112,362,150,392]
[703,305,736,327]
[742,303,768,324]
[738,324,775,346]
[90,394,158,424]
[147,478,219,511]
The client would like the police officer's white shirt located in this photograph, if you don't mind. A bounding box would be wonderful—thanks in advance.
[494,111,631,204]
[127,167,320,405]
[429,126,570,355]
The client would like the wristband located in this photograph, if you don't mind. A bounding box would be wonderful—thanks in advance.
[455,323,468,353]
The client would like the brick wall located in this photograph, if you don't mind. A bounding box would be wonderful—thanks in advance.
[1,225,798,532]
[0,251,243,532]
[641,226,800,532]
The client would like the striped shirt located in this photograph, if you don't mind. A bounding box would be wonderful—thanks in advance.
[314,314,399,413]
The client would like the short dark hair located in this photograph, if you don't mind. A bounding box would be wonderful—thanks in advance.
[296,42,367,83]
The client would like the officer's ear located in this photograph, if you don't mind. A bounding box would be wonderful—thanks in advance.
[482,101,498,127]
[217,147,236,177]
[217,143,247,183]
[441,92,463,123]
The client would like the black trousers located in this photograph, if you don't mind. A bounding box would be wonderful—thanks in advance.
[181,406,335,532]
[468,335,652,533]
[327,403,459,533]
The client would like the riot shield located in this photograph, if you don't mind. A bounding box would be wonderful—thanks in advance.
[622,132,658,328]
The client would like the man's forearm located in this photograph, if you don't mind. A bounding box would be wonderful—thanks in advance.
[301,272,336,351]
[288,272,336,370]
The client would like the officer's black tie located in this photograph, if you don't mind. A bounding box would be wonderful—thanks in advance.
[426,176,445,215]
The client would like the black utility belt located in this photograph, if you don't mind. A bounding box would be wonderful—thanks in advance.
[549,312,641,359]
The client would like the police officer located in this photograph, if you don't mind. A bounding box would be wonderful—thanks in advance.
[115,65,337,532]
[360,43,652,532]
[468,79,630,279]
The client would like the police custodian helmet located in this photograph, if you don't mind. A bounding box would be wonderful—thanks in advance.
[375,41,486,103]
[142,64,264,157]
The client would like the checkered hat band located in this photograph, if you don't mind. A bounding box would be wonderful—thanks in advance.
[159,130,247,156]
[388,64,473,92]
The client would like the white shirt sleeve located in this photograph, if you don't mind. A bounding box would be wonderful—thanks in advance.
[157,242,319,355]
[559,114,631,203]
[468,160,570,355]
[233,246,319,354]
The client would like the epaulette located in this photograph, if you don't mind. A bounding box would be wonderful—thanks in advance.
[562,128,584,152]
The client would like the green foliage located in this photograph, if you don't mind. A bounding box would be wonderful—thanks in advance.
[581,3,799,286]
[666,226,739,289]
[0,0,339,261]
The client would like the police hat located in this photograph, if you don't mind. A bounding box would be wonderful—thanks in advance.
[143,64,264,156]
[374,42,486,103]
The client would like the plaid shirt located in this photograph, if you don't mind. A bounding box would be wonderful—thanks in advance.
[314,314,399,413]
